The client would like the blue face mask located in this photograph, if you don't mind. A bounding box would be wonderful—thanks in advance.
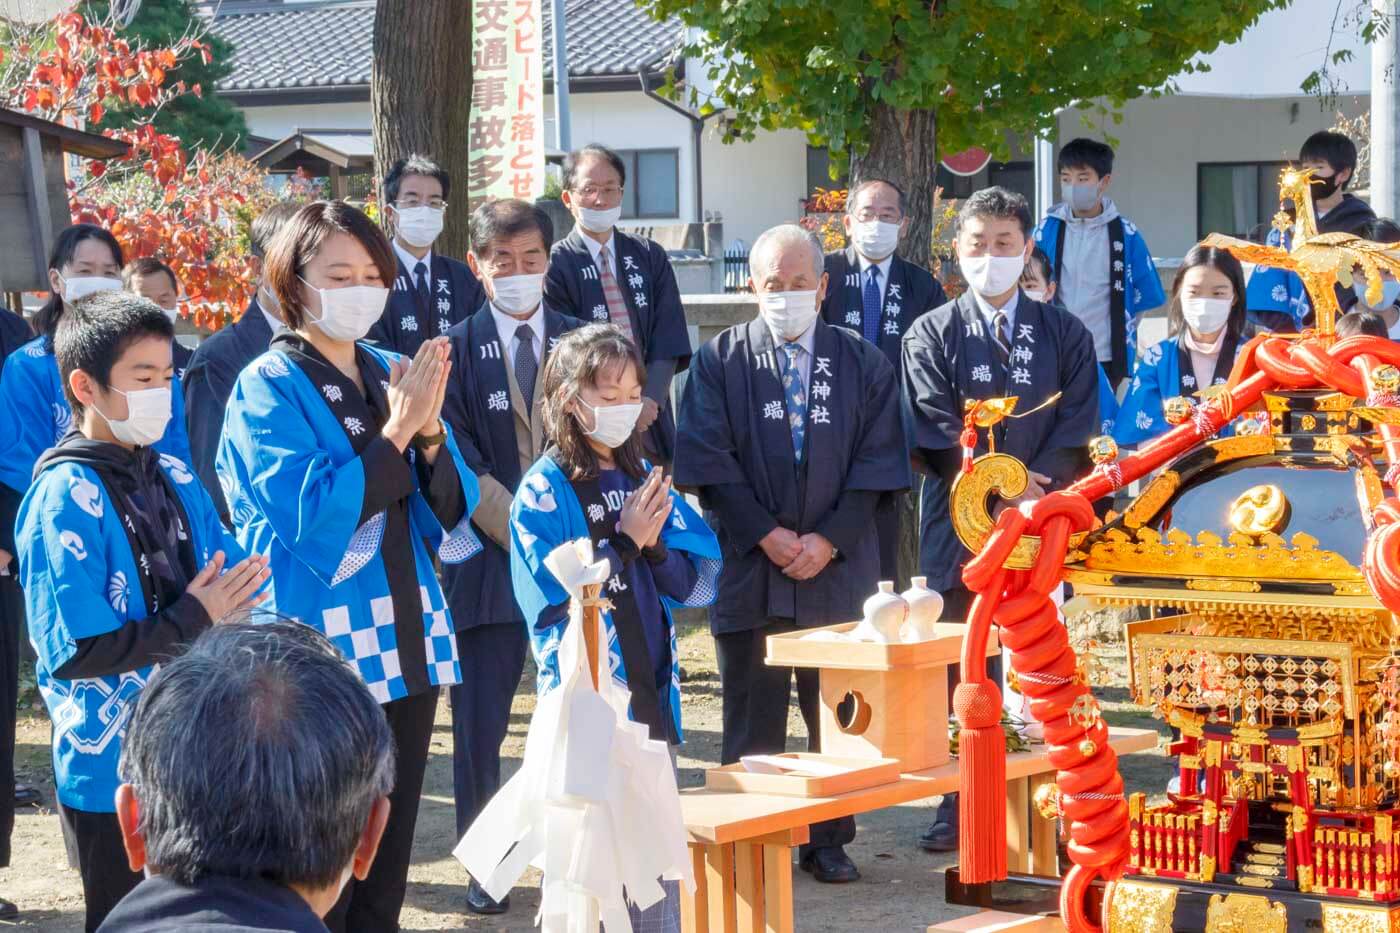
[1354,278,1400,310]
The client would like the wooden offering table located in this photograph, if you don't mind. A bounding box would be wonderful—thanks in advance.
[678,727,1158,933]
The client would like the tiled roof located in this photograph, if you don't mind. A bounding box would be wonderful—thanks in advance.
[209,0,685,93]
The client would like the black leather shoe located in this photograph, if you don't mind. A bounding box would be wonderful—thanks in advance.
[799,846,860,883]
[465,878,509,915]
[0,897,17,921]
[918,819,959,852]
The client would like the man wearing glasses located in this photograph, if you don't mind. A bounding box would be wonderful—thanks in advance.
[372,155,486,356]
[819,179,947,581]
[544,144,692,466]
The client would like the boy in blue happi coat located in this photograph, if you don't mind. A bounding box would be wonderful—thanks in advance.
[0,226,193,503]
[17,291,268,932]
[1033,138,1165,385]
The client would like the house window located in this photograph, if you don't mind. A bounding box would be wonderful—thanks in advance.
[1198,161,1290,242]
[615,148,679,219]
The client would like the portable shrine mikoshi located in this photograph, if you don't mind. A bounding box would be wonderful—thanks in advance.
[946,167,1400,931]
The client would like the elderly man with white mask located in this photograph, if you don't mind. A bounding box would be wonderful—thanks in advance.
[675,224,910,884]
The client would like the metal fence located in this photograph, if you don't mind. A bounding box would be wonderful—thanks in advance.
[723,244,751,293]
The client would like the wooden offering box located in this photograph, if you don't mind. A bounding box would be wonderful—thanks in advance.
[765,622,999,772]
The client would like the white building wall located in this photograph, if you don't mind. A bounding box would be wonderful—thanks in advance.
[242,101,371,138]
[1057,93,1369,259]
[699,124,809,248]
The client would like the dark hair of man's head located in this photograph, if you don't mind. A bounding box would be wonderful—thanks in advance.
[36,224,126,344]
[1300,131,1358,187]
[957,186,1034,237]
[1361,218,1400,244]
[119,619,395,889]
[540,324,647,481]
[1166,244,1249,342]
[250,201,306,260]
[121,257,179,293]
[1338,310,1389,338]
[469,199,554,259]
[263,200,396,330]
[55,290,174,418]
[1057,138,1115,179]
[563,144,627,191]
[383,154,451,204]
[845,179,908,217]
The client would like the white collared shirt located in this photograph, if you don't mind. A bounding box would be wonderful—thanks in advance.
[393,239,434,288]
[765,319,816,389]
[856,254,894,309]
[490,301,545,365]
[578,227,618,277]
[971,288,1020,344]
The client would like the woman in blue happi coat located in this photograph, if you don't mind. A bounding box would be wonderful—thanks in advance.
[0,225,192,501]
[1115,246,1254,446]
[510,324,719,931]
[216,201,481,933]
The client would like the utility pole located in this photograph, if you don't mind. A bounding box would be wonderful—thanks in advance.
[1371,0,1400,217]
[551,0,571,153]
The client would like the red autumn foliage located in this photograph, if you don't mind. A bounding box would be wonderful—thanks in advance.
[2,10,279,330]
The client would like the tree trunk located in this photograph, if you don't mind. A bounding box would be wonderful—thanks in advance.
[371,2,473,260]
[850,102,939,589]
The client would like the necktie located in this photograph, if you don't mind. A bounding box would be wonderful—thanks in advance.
[992,310,1012,369]
[597,245,636,343]
[861,266,883,344]
[779,342,807,463]
[514,323,537,410]
[414,261,430,319]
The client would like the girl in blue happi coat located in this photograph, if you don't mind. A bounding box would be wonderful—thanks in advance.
[216,201,481,933]
[0,225,192,501]
[1115,246,1255,446]
[511,324,720,747]
[510,324,719,931]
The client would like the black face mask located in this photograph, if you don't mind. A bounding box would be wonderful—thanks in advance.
[1311,172,1343,203]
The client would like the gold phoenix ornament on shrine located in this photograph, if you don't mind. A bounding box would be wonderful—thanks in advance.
[1201,166,1400,337]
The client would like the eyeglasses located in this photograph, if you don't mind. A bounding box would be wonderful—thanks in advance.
[572,185,624,200]
[853,208,902,223]
[394,199,447,211]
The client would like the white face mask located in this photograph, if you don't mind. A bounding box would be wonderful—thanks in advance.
[759,290,820,341]
[94,385,172,447]
[491,273,545,315]
[395,205,444,249]
[960,254,1026,297]
[159,304,179,323]
[850,219,900,261]
[577,204,622,234]
[1023,288,1047,303]
[300,278,389,342]
[1181,296,1232,335]
[578,398,643,449]
[60,275,123,305]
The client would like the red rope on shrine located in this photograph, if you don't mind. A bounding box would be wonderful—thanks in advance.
[954,332,1400,931]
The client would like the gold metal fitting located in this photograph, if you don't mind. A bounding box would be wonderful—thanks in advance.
[1163,395,1194,425]
[1088,435,1118,466]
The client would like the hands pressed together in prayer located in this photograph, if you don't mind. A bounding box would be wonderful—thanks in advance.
[618,467,673,548]
[187,550,271,622]
[758,527,835,581]
[383,337,453,462]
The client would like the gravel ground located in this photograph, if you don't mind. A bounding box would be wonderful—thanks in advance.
[0,613,1172,932]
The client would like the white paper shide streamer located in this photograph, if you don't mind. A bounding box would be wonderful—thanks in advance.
[454,538,693,931]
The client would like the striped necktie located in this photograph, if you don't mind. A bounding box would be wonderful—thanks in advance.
[598,245,636,343]
[992,310,1012,369]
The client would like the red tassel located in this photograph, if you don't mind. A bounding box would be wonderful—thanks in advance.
[956,680,1008,883]
[960,424,978,474]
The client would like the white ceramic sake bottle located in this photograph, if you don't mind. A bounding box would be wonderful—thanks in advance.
[899,576,944,643]
[849,581,907,643]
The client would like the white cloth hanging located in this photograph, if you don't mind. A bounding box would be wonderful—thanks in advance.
[454,538,694,932]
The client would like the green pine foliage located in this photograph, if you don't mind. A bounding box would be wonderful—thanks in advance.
[86,0,248,151]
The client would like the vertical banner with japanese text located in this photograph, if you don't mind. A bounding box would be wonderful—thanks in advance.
[468,0,545,203]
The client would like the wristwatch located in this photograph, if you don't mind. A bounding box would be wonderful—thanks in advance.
[413,421,447,449]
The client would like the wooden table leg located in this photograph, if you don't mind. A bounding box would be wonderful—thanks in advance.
[1006,775,1031,874]
[761,840,793,933]
[1027,772,1060,877]
[735,842,765,933]
[682,843,708,933]
[705,843,738,933]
